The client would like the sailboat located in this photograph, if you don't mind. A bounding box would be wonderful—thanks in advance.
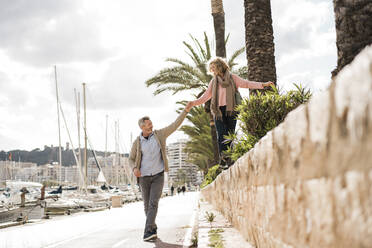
[0,181,44,224]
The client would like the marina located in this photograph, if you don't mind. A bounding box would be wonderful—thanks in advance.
[0,181,143,227]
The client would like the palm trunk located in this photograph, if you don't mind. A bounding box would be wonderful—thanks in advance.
[244,0,276,95]
[332,0,372,78]
[210,0,226,166]
[211,0,226,58]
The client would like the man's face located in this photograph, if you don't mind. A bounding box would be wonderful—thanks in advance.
[141,119,153,135]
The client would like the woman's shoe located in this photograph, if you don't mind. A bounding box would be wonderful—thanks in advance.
[219,164,229,170]
[143,230,157,241]
[226,157,234,168]
[219,155,233,170]
[219,156,226,169]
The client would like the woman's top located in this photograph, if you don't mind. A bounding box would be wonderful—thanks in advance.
[192,73,264,106]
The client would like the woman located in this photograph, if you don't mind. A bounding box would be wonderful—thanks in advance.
[188,57,274,169]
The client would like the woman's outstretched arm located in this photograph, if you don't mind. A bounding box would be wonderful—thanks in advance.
[190,80,213,107]
[232,74,274,89]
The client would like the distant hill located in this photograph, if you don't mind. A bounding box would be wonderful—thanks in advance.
[0,146,117,166]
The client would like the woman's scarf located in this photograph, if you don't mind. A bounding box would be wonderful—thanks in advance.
[210,71,237,119]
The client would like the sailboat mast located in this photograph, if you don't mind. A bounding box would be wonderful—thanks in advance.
[54,65,62,185]
[74,89,82,188]
[115,121,118,185]
[118,120,120,185]
[5,154,7,182]
[105,115,108,167]
[58,100,86,192]
[83,83,88,188]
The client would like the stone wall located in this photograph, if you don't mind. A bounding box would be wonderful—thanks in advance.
[201,46,372,247]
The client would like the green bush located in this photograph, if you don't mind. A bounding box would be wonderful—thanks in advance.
[200,164,222,188]
[225,84,311,161]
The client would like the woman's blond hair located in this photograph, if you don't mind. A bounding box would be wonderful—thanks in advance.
[208,57,230,76]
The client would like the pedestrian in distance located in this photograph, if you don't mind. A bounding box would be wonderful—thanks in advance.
[129,102,192,242]
[188,57,275,169]
[170,185,174,196]
[181,185,186,195]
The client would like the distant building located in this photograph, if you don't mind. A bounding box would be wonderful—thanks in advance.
[0,161,39,182]
[0,153,134,186]
[166,139,199,186]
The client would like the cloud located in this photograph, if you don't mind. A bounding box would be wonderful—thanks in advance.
[0,133,18,151]
[0,0,113,67]
[0,71,31,110]
[274,25,312,57]
[272,0,335,58]
[47,56,169,111]
[0,71,9,94]
[270,0,336,89]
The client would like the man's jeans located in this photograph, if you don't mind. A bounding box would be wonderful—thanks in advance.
[214,106,237,157]
[139,171,164,233]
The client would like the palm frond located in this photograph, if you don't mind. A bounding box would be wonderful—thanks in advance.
[228,47,245,69]
[165,58,208,83]
[176,104,214,170]
[204,32,211,60]
[190,34,208,61]
[225,33,230,45]
[189,34,205,61]
[232,66,248,79]
[183,41,203,67]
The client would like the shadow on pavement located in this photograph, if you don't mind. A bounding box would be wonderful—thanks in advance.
[151,238,183,248]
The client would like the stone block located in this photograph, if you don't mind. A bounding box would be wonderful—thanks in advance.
[308,90,331,147]
[272,122,287,168]
[284,104,308,163]
[334,45,372,144]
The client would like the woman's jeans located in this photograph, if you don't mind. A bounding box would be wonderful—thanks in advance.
[214,106,237,159]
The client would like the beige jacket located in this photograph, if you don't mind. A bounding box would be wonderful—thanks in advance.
[129,110,188,173]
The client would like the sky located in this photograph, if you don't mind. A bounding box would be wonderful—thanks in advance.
[0,0,336,153]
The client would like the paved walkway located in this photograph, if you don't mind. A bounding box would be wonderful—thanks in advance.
[0,192,199,248]
[0,192,253,248]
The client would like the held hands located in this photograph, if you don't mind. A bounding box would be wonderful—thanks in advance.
[133,168,141,178]
[185,101,194,112]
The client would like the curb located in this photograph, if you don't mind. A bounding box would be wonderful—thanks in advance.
[182,193,200,248]
[0,221,25,229]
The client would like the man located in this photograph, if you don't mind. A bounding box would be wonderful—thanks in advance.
[129,103,192,241]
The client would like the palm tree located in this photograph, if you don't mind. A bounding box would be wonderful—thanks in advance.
[244,0,277,94]
[211,0,226,58]
[146,33,246,167]
[177,103,214,174]
[332,0,372,78]
[176,169,188,185]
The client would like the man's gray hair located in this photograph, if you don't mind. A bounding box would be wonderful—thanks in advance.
[138,116,150,127]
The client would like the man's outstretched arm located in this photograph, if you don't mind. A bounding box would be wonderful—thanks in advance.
[158,104,191,138]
